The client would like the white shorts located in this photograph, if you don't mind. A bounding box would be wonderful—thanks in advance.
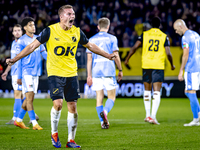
[184,72,200,90]
[92,77,117,91]
[22,75,39,94]
[12,75,22,91]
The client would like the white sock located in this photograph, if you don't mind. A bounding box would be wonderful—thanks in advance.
[32,120,37,126]
[143,90,151,118]
[16,117,23,122]
[193,118,199,122]
[67,111,78,142]
[12,117,16,121]
[51,107,61,134]
[151,91,161,119]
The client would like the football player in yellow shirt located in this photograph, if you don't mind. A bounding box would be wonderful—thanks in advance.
[125,17,175,125]
[6,4,116,148]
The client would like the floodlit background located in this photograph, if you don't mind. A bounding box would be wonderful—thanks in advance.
[0,0,200,97]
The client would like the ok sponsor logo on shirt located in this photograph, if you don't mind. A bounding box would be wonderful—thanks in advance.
[54,46,76,56]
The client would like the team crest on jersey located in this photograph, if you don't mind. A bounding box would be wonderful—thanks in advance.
[55,38,60,41]
[53,88,59,94]
[72,36,76,42]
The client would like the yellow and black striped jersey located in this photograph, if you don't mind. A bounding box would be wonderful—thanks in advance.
[37,23,88,77]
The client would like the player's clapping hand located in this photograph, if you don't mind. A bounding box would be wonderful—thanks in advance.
[87,76,93,86]
[6,59,15,66]
[1,72,8,81]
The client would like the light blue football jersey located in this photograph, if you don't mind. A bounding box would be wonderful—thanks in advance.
[86,31,119,77]
[11,40,19,76]
[182,30,200,72]
[16,34,47,79]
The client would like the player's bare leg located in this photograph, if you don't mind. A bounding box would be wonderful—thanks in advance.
[66,101,80,148]
[149,82,162,125]
[143,82,152,122]
[51,99,62,148]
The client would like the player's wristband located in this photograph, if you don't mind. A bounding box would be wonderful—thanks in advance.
[119,70,122,72]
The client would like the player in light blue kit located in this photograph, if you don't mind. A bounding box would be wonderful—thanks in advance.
[2,24,40,125]
[13,17,47,130]
[1,24,24,124]
[174,19,200,126]
[87,17,123,129]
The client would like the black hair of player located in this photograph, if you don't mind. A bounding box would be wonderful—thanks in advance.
[151,17,161,28]
[21,17,35,28]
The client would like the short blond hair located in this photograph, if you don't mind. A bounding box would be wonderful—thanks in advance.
[58,5,73,17]
[98,17,110,29]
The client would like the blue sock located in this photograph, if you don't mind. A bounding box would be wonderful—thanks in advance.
[197,100,200,114]
[104,99,114,114]
[96,105,103,122]
[18,108,27,120]
[28,110,36,121]
[21,97,26,104]
[13,99,22,118]
[185,92,199,118]
[198,105,200,114]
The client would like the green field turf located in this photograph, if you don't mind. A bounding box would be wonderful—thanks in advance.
[1,98,200,150]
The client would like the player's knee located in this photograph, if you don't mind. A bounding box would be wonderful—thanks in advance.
[67,102,77,113]
[53,99,63,110]
[54,103,62,110]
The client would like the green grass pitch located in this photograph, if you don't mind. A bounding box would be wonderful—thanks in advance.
[1,97,200,150]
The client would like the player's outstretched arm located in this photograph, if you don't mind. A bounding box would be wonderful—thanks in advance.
[124,40,141,65]
[83,42,116,60]
[86,53,93,86]
[6,39,41,66]
[165,46,175,70]
[113,51,123,82]
[1,65,11,81]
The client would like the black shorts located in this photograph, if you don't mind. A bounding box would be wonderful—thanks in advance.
[143,69,164,83]
[48,76,80,102]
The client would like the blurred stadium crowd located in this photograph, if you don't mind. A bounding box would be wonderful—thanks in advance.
[0,0,200,73]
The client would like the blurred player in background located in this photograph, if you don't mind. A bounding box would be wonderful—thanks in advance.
[174,19,200,126]
[1,24,40,125]
[125,17,175,125]
[13,17,47,130]
[6,5,115,148]
[86,17,123,129]
[1,24,24,125]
